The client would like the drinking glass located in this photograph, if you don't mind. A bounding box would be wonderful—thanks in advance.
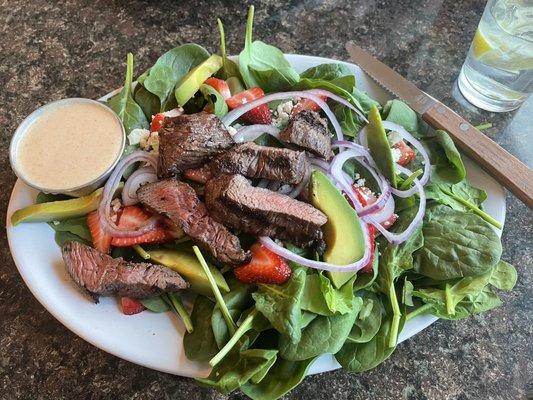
[458,0,533,112]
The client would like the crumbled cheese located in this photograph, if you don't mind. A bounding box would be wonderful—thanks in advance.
[52,220,60,226]
[390,147,402,163]
[353,173,361,181]
[140,131,159,154]
[227,126,238,136]
[273,101,294,128]
[110,198,122,213]
[356,178,366,187]
[387,131,402,145]
[128,128,150,146]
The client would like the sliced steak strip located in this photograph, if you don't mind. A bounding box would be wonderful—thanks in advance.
[279,110,333,160]
[183,142,309,185]
[137,180,250,265]
[62,241,188,302]
[205,174,327,251]
[158,112,234,178]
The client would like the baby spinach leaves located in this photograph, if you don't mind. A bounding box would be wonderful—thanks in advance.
[199,84,228,117]
[137,44,210,112]
[423,130,466,184]
[346,293,383,344]
[301,273,356,316]
[239,6,299,92]
[107,53,149,134]
[183,296,219,362]
[217,18,241,80]
[252,268,306,343]
[413,205,502,280]
[279,297,362,361]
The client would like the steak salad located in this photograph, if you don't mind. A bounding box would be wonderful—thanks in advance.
[11,6,518,400]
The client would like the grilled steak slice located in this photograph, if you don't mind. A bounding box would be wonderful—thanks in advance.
[137,180,250,265]
[183,142,309,185]
[205,174,327,250]
[158,112,234,178]
[62,241,188,301]
[279,110,333,160]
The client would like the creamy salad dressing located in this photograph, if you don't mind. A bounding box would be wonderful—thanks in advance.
[16,101,123,190]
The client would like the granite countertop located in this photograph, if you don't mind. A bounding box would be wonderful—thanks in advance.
[0,0,531,399]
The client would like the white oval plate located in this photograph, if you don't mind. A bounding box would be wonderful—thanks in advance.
[6,54,506,378]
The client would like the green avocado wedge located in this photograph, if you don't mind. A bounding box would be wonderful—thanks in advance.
[139,248,230,296]
[309,171,365,289]
[175,54,223,107]
[366,106,397,187]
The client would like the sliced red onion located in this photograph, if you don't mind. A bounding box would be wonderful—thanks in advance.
[233,124,280,143]
[259,218,372,272]
[307,88,368,123]
[98,151,160,237]
[357,126,369,148]
[162,108,183,118]
[221,90,344,141]
[364,165,425,245]
[332,140,371,159]
[309,157,331,173]
[329,148,392,216]
[122,166,158,206]
[368,195,396,224]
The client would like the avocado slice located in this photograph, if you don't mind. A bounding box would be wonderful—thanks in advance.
[12,186,105,226]
[140,248,230,296]
[174,54,223,107]
[366,105,397,187]
[309,171,365,289]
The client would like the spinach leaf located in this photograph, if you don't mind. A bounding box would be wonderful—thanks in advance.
[402,278,414,307]
[413,205,502,280]
[279,297,362,361]
[137,44,210,111]
[424,181,501,229]
[346,293,383,344]
[48,217,91,243]
[252,268,306,343]
[412,260,517,318]
[299,63,353,81]
[199,84,228,117]
[241,357,317,400]
[217,18,241,80]
[351,88,381,114]
[239,6,299,92]
[423,130,466,184]
[353,247,379,291]
[107,53,149,134]
[54,230,91,247]
[335,307,397,372]
[383,99,419,133]
[140,295,170,313]
[197,348,278,395]
[183,296,219,362]
[301,273,355,316]
[133,84,160,120]
[376,205,424,346]
[212,281,254,349]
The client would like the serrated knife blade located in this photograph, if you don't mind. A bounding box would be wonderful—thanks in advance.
[345,41,533,207]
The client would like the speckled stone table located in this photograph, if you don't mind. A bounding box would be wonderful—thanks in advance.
[0,1,531,399]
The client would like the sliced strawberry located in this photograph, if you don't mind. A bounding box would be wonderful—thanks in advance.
[204,77,231,99]
[234,243,292,285]
[226,87,272,125]
[392,140,415,166]
[110,206,174,247]
[87,211,112,254]
[291,95,328,115]
[150,113,166,132]
[120,297,145,315]
[361,225,376,273]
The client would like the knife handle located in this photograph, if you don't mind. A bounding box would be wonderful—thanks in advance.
[423,104,533,208]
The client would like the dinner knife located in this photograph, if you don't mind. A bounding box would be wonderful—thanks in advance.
[346,41,533,208]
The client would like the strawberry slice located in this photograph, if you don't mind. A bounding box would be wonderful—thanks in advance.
[204,77,231,99]
[120,297,145,315]
[291,95,328,115]
[361,224,376,273]
[87,211,112,254]
[150,113,166,132]
[110,206,174,247]
[234,243,292,285]
[226,87,272,125]
[392,140,416,166]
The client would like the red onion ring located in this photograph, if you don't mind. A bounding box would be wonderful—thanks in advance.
[233,124,280,143]
[307,88,368,123]
[98,151,160,237]
[221,90,344,141]
[122,166,158,206]
[368,195,396,224]
[259,217,372,272]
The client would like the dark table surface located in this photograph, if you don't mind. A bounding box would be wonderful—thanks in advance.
[0,1,531,399]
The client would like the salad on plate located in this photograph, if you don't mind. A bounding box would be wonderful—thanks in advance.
[10,6,517,399]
